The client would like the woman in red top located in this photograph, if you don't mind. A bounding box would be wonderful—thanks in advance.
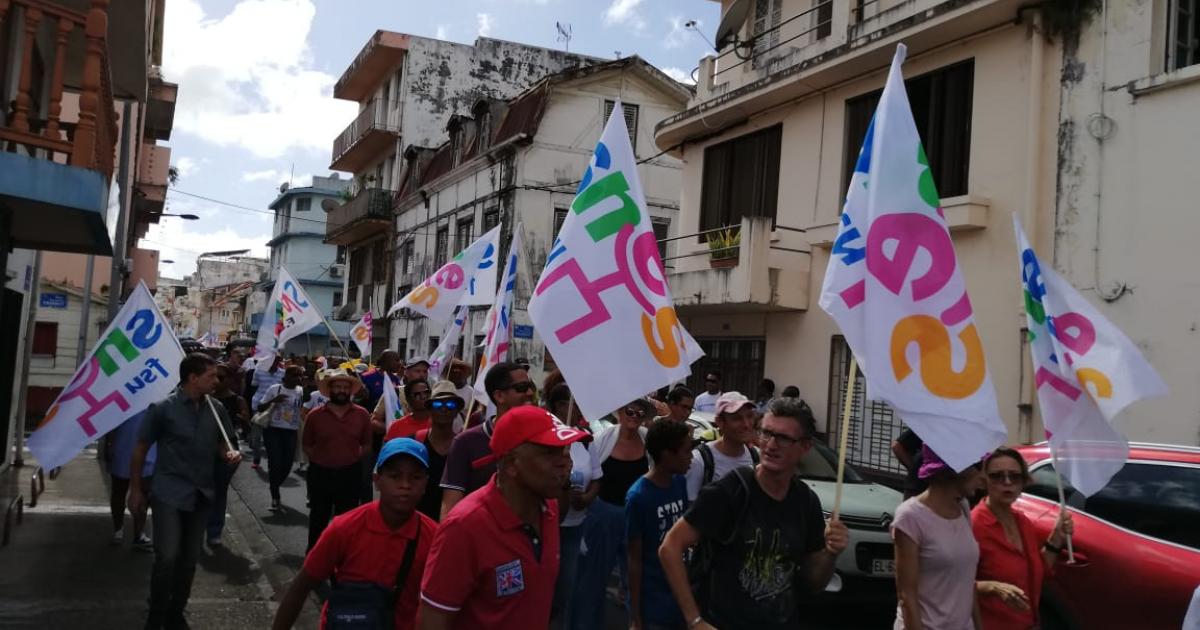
[971,447,1073,629]
[385,380,431,441]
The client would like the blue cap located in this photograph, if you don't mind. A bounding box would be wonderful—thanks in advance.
[375,438,429,472]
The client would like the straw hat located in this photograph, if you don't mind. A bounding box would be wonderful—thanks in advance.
[317,368,363,397]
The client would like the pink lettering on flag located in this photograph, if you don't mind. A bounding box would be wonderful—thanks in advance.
[940,291,974,327]
[1035,366,1082,401]
[840,281,866,309]
[866,213,956,301]
[56,356,131,437]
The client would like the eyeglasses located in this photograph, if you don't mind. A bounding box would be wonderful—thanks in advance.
[757,428,807,448]
[622,406,647,419]
[506,381,537,394]
[429,399,462,411]
[987,471,1024,485]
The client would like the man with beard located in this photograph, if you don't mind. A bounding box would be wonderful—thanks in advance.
[302,369,373,551]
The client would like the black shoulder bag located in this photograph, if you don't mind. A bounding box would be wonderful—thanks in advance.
[326,526,420,630]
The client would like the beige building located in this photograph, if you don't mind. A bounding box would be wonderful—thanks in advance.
[657,0,1200,478]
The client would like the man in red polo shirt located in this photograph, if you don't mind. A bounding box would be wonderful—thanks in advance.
[418,406,589,629]
[273,438,437,630]
[301,369,373,552]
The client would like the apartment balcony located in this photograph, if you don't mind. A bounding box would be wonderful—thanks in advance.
[144,72,177,141]
[0,0,120,255]
[668,216,810,313]
[334,30,409,101]
[329,99,400,172]
[657,0,1025,151]
[325,187,394,246]
[134,143,170,212]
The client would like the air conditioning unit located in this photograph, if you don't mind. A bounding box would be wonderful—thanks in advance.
[329,266,343,278]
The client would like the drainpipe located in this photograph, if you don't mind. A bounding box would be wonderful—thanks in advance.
[12,251,41,467]
[1024,10,1045,252]
[107,100,134,323]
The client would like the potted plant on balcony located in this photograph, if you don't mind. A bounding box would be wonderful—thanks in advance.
[707,227,740,269]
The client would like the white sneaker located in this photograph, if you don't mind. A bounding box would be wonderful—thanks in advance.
[109,529,123,546]
[207,536,222,547]
[133,533,152,551]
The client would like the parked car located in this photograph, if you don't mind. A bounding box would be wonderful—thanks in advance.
[1013,442,1200,630]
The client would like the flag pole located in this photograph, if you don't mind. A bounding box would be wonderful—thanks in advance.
[1047,444,1076,563]
[317,308,353,360]
[204,395,236,453]
[832,355,859,521]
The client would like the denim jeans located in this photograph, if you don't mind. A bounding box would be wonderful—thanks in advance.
[306,462,361,551]
[147,496,209,626]
[263,427,297,501]
[206,460,236,540]
[551,524,585,627]
[568,499,628,630]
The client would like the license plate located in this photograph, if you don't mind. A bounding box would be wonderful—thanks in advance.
[871,559,895,575]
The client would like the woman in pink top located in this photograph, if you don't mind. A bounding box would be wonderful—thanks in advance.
[892,445,987,630]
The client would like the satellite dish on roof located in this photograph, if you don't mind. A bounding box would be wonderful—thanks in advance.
[321,198,340,212]
[715,0,751,51]
[279,182,289,193]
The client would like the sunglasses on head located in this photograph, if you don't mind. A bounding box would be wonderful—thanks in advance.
[987,471,1024,484]
[429,399,462,411]
[622,406,647,419]
[506,381,536,394]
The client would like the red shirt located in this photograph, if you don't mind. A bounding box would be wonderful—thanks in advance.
[419,476,560,629]
[303,501,438,630]
[303,404,372,468]
[971,501,1048,629]
[386,414,432,442]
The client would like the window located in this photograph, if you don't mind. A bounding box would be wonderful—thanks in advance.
[687,338,766,404]
[699,125,782,234]
[843,59,974,199]
[349,248,367,285]
[478,112,492,152]
[483,209,500,232]
[603,100,639,153]
[752,0,782,58]
[434,226,450,267]
[295,197,311,213]
[1168,1,1200,70]
[336,246,347,265]
[399,240,414,276]
[1028,462,1200,551]
[428,336,440,356]
[553,207,569,238]
[397,338,408,360]
[455,217,474,254]
[651,217,670,260]
[397,284,412,301]
[332,291,343,308]
[827,335,906,477]
[370,239,388,284]
[815,0,832,40]
[32,321,58,356]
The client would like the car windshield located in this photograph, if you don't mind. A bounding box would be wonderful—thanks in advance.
[796,441,866,483]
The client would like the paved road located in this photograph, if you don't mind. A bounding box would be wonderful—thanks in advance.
[228,446,895,629]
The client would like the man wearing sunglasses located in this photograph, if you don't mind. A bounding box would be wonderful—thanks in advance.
[403,381,463,521]
[693,372,722,414]
[439,362,537,520]
[659,398,849,630]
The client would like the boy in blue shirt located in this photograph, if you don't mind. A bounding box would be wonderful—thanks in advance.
[625,420,694,630]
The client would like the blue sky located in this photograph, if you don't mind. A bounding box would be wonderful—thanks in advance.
[149,0,719,278]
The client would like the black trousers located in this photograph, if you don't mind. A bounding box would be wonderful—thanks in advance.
[306,461,361,551]
[263,427,297,501]
[147,496,209,627]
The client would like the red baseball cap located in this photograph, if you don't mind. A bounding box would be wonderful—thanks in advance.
[472,406,591,468]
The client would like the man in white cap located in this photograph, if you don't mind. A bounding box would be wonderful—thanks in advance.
[685,391,760,500]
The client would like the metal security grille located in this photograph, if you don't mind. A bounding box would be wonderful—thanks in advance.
[1169,0,1200,71]
[687,338,765,400]
[827,335,906,478]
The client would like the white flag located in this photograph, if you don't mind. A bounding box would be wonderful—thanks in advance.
[27,283,185,471]
[818,45,1005,471]
[1014,215,1166,495]
[381,374,404,429]
[254,267,323,367]
[461,227,501,306]
[429,305,468,379]
[350,311,373,359]
[529,103,702,420]
[387,225,501,324]
[474,226,522,407]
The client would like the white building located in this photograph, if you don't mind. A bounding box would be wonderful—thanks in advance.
[389,56,691,383]
[24,280,109,426]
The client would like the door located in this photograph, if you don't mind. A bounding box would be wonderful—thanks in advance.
[0,290,23,464]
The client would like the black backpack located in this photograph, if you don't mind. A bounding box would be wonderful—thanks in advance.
[696,442,760,487]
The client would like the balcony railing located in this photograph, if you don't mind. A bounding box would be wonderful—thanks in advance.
[330,98,399,170]
[326,187,394,244]
[0,0,118,178]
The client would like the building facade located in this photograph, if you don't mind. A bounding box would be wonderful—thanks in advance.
[263,175,352,356]
[657,0,1200,481]
[24,280,108,426]
[324,32,601,359]
[390,57,690,385]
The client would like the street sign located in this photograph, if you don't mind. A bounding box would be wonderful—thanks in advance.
[40,293,68,309]
[513,324,534,339]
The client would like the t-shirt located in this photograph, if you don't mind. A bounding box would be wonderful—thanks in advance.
[563,442,600,528]
[685,443,756,500]
[896,429,927,498]
[250,367,284,405]
[305,391,329,410]
[259,383,303,431]
[303,404,372,469]
[684,466,825,630]
[891,497,978,630]
[417,432,449,522]
[420,476,560,629]
[303,501,436,630]
[108,410,156,479]
[439,420,495,495]
[625,475,689,627]
[693,391,720,414]
[971,501,1045,630]
[386,415,431,441]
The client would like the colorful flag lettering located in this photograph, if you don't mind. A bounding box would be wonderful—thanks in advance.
[387,225,501,324]
[254,267,323,367]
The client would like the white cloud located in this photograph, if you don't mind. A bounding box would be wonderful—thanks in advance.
[140,197,272,278]
[174,156,199,177]
[477,13,493,37]
[435,24,449,40]
[162,0,357,159]
[242,169,286,183]
[662,66,697,85]
[605,0,646,29]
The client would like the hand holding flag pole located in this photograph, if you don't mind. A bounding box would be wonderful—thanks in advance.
[204,395,236,454]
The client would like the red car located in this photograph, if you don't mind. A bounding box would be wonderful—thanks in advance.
[1013,442,1200,630]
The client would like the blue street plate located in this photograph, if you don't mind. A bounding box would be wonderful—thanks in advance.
[513,324,534,339]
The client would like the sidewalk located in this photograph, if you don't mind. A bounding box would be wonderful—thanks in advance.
[0,445,313,629]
